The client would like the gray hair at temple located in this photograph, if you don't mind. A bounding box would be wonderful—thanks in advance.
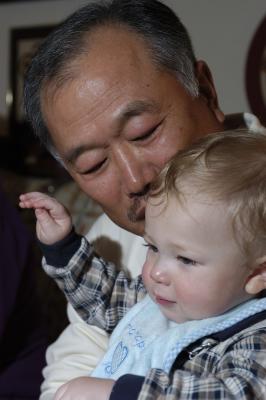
[23,0,199,158]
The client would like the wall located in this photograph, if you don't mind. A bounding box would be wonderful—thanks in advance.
[0,0,265,121]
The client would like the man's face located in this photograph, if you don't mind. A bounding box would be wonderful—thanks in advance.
[42,26,224,235]
[142,193,252,323]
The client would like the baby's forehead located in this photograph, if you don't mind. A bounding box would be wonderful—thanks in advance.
[147,188,216,209]
[146,191,232,229]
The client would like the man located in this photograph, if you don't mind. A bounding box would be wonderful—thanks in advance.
[23,1,264,398]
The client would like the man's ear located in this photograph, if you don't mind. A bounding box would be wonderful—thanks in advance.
[245,256,266,294]
[195,60,224,124]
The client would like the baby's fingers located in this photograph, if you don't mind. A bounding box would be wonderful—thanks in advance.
[19,192,63,215]
[20,191,72,244]
[20,192,51,209]
[35,208,60,235]
[35,207,71,244]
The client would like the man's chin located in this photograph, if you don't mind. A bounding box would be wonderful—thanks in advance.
[123,219,145,236]
[106,209,145,236]
[114,217,145,236]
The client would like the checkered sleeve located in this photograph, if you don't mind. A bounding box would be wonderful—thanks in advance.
[42,235,146,334]
[135,330,266,399]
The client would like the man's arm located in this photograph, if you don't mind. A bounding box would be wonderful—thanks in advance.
[41,309,109,400]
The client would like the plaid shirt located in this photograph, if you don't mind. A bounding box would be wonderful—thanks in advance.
[135,319,266,399]
[42,234,266,399]
[42,234,147,334]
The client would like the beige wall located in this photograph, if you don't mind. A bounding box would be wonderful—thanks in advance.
[0,0,265,120]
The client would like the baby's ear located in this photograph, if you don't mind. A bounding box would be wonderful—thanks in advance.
[245,256,266,294]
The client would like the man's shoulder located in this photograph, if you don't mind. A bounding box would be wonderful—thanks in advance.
[225,112,266,133]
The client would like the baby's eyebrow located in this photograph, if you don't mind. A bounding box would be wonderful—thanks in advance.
[143,232,153,243]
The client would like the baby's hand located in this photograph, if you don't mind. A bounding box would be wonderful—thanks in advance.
[19,192,72,245]
[54,376,115,400]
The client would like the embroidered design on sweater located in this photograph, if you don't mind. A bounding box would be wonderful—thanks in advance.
[104,341,128,376]
[127,323,145,349]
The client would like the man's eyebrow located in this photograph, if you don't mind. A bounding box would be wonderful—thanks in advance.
[64,100,159,165]
[119,100,159,122]
[64,144,93,165]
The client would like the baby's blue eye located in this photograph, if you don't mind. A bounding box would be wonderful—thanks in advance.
[177,256,197,266]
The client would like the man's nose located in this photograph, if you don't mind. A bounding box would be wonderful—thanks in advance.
[113,144,158,197]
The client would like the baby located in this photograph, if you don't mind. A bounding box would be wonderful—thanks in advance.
[20,129,266,400]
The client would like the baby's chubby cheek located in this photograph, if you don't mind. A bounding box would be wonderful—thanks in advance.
[141,262,148,284]
[141,261,153,293]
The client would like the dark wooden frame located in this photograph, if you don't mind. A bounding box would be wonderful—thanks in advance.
[0,1,46,2]
[9,25,54,136]
[6,25,68,178]
[245,16,266,126]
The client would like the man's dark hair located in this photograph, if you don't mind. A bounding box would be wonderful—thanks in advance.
[24,0,198,156]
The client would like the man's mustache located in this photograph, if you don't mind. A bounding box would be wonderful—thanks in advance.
[127,184,151,222]
[127,198,142,223]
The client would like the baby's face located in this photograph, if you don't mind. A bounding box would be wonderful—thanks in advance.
[142,193,253,323]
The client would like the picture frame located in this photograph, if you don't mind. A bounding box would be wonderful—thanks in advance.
[0,1,42,2]
[7,24,68,179]
[9,25,55,133]
[245,16,266,126]
[0,0,46,3]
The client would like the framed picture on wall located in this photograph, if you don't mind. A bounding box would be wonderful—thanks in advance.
[245,16,266,126]
[9,25,55,131]
[0,0,46,3]
[7,25,68,178]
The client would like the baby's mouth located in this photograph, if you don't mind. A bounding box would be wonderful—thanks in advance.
[155,295,176,306]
